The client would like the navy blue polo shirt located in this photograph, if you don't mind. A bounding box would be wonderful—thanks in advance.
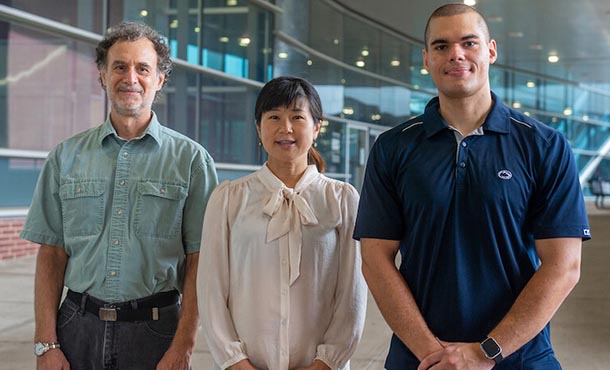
[354,92,590,369]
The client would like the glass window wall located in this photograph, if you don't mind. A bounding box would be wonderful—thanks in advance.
[1,0,610,208]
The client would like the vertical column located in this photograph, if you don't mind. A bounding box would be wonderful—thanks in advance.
[272,0,310,77]
[0,18,9,148]
[170,0,190,135]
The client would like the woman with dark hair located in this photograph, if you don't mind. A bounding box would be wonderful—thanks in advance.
[197,76,367,370]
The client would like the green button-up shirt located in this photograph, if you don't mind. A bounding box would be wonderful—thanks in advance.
[21,113,218,302]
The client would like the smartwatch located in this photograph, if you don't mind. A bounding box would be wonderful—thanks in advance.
[34,341,61,356]
[480,337,503,364]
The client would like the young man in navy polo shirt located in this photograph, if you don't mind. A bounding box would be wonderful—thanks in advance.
[354,4,590,370]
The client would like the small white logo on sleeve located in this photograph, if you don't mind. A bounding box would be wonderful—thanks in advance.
[584,229,591,236]
[497,170,513,180]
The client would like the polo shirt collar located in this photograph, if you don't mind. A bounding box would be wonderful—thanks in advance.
[482,92,510,134]
[422,91,510,138]
[98,111,163,146]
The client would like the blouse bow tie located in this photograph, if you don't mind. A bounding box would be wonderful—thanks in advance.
[263,187,319,285]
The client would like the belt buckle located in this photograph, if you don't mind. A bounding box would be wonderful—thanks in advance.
[99,307,118,321]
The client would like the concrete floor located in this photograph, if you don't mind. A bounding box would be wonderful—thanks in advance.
[1,207,608,370]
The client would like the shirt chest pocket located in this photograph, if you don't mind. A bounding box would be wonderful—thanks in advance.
[135,181,188,239]
[59,180,107,237]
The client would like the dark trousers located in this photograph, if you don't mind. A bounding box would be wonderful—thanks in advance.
[56,296,180,370]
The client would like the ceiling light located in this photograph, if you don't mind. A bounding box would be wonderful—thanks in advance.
[512,102,522,109]
[371,114,381,121]
[194,27,200,33]
[583,115,589,121]
[464,0,476,6]
[342,107,354,115]
[238,37,251,47]
[524,112,531,116]
[420,68,429,75]
[333,39,340,45]
[340,79,346,84]
[170,19,178,29]
[563,107,573,116]
[140,10,148,17]
[227,0,238,5]
[390,59,400,67]
[361,48,369,57]
[526,81,536,88]
[356,60,365,68]
[307,60,313,66]
[548,55,559,63]
[219,36,229,43]
[551,117,558,123]
[278,52,288,59]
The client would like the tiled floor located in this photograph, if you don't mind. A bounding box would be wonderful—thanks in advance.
[1,207,608,370]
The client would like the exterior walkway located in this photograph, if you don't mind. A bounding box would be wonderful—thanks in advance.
[1,206,609,370]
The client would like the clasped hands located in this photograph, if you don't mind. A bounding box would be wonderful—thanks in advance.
[417,340,495,370]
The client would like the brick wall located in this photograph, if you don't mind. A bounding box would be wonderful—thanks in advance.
[0,217,39,260]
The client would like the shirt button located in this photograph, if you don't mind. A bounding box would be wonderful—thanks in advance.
[459,162,466,168]
[110,271,117,276]
[160,188,166,194]
[75,187,81,193]
[113,239,120,246]
[122,152,129,158]
[117,209,123,215]
[281,319,287,326]
[461,142,467,147]
[119,180,126,186]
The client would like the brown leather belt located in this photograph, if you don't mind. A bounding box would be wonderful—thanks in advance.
[66,289,179,322]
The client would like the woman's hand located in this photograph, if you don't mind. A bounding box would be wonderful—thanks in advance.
[293,359,332,370]
[228,359,260,370]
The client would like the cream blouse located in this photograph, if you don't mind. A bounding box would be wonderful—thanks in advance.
[197,164,367,370]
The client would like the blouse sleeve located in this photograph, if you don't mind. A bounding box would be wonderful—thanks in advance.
[315,183,368,370]
[197,181,249,369]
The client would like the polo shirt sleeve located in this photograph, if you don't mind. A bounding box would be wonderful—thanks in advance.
[354,138,404,241]
[530,132,590,240]
[20,150,65,248]
[182,150,219,254]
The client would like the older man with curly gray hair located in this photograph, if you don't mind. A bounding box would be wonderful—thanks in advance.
[22,21,218,370]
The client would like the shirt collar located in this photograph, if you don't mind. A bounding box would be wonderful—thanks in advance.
[98,111,163,146]
[257,163,319,193]
[422,91,510,138]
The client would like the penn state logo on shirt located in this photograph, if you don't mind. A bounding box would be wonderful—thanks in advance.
[497,170,512,180]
